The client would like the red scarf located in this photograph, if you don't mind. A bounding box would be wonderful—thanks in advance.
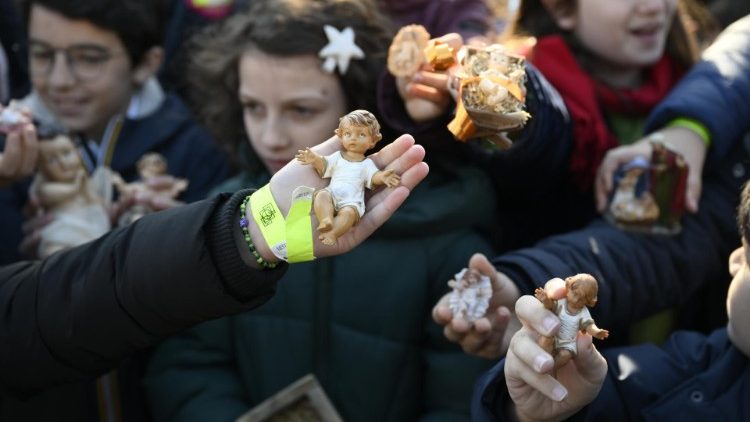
[529,35,685,190]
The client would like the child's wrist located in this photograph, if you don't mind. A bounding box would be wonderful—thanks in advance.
[244,205,279,264]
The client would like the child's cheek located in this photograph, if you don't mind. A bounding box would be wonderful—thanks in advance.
[727,272,750,357]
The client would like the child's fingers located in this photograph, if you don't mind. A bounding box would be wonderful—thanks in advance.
[369,134,416,169]
[509,329,554,373]
[407,82,448,104]
[432,293,453,324]
[443,322,468,343]
[573,334,608,384]
[20,123,39,176]
[468,253,497,280]
[543,278,567,299]
[434,32,464,50]
[380,143,426,177]
[686,172,701,213]
[506,348,568,402]
[515,295,560,337]
[0,132,22,177]
[310,135,343,156]
[413,70,449,90]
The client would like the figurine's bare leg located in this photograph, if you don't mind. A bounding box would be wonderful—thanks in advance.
[313,191,334,232]
[319,206,358,246]
[554,349,574,369]
[538,336,554,354]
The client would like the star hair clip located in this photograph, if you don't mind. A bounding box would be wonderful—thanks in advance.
[319,25,365,75]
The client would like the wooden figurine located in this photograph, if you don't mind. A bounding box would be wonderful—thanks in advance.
[534,274,609,370]
[31,132,110,258]
[295,110,400,245]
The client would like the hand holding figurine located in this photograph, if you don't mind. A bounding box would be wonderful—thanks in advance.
[388,26,464,123]
[596,126,706,214]
[0,104,37,188]
[248,131,428,261]
[505,278,607,422]
[432,253,521,359]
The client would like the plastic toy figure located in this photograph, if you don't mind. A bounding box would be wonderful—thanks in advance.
[295,110,400,245]
[447,268,492,322]
[534,274,609,370]
[112,152,188,225]
[31,132,110,258]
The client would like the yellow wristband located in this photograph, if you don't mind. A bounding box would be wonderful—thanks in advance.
[285,186,316,263]
[667,118,711,148]
[250,184,286,260]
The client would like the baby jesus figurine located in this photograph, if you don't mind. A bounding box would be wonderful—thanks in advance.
[534,274,609,370]
[448,268,492,322]
[295,110,401,245]
[31,132,110,258]
[112,153,188,226]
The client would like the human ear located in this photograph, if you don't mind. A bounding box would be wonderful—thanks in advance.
[729,246,746,277]
[540,0,577,31]
[132,46,164,85]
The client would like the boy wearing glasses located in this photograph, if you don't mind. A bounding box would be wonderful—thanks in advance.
[0,0,229,265]
[0,0,229,419]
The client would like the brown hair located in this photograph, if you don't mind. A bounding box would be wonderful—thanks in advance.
[503,0,708,70]
[136,153,167,174]
[335,109,383,142]
[186,0,393,171]
[565,273,599,307]
[738,181,750,246]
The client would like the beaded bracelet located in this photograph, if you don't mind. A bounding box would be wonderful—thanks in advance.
[239,195,278,269]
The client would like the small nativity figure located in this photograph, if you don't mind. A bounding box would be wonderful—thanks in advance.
[447,268,492,322]
[112,153,188,226]
[31,130,110,258]
[534,274,609,370]
[295,110,400,245]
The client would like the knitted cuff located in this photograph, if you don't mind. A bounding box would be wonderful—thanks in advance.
[206,189,287,302]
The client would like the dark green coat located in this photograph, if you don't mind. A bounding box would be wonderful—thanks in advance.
[144,150,500,421]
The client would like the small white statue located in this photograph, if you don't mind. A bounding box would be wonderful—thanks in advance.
[447,267,492,322]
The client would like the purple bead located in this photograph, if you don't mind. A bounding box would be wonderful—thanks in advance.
[239,217,248,228]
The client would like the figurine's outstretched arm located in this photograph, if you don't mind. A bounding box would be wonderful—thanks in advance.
[534,287,554,310]
[371,168,401,188]
[584,323,609,340]
[295,148,326,176]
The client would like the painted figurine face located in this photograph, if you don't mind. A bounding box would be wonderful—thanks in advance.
[238,49,347,174]
[28,5,139,139]
[338,122,376,155]
[727,244,750,357]
[563,0,677,80]
[137,155,167,179]
[39,135,81,182]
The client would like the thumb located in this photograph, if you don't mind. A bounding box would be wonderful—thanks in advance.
[685,173,702,213]
[574,334,608,384]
